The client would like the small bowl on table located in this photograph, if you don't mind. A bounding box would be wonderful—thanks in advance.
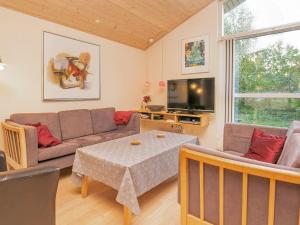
[156,133,165,138]
[131,139,141,145]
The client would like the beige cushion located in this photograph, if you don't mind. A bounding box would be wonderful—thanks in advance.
[277,133,300,167]
[38,142,80,161]
[277,120,300,164]
[59,109,93,140]
[90,108,117,134]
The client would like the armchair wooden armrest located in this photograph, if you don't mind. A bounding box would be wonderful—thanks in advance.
[1,121,38,169]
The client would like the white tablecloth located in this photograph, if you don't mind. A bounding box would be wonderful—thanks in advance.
[72,130,199,215]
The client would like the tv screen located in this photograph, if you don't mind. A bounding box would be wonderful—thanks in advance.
[167,78,215,112]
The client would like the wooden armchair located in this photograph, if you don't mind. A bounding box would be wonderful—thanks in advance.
[2,121,28,169]
[180,123,300,225]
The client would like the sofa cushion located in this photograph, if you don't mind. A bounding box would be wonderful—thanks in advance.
[38,142,80,162]
[223,123,287,154]
[244,128,286,163]
[90,108,117,134]
[10,112,62,140]
[97,130,138,142]
[114,111,133,125]
[66,135,104,147]
[277,120,300,164]
[59,109,93,140]
[276,133,300,167]
[33,123,62,148]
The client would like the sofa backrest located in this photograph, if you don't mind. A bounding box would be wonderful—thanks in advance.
[223,123,287,154]
[90,108,117,134]
[58,109,93,140]
[10,113,62,140]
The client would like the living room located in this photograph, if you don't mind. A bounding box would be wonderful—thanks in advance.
[0,0,299,225]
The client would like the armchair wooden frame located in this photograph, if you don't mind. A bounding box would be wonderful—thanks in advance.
[180,147,300,225]
[1,121,27,169]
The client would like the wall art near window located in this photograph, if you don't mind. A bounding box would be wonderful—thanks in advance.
[43,31,100,101]
[181,35,209,74]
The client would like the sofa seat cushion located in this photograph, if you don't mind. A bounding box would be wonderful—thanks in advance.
[90,108,117,134]
[10,112,62,140]
[98,130,138,142]
[59,109,93,140]
[38,142,80,162]
[65,135,105,147]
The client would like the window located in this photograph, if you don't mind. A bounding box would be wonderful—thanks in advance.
[223,0,300,127]
[224,0,300,36]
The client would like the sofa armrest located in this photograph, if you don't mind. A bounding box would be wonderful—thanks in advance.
[223,123,288,154]
[2,121,38,168]
[123,112,140,133]
[0,150,7,172]
[0,166,60,225]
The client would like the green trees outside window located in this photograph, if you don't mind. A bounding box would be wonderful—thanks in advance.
[224,4,300,127]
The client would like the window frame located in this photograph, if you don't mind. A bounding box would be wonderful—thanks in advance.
[220,0,300,125]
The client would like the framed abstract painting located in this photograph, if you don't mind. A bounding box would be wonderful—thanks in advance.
[181,35,209,74]
[43,31,100,101]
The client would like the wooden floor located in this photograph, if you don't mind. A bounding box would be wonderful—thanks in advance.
[56,169,180,225]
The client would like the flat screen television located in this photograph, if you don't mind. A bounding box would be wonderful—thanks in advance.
[167,78,215,113]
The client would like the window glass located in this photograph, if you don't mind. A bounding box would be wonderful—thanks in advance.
[224,0,300,36]
[234,30,300,94]
[234,98,300,127]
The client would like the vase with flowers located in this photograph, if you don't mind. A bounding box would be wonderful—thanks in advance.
[141,95,151,110]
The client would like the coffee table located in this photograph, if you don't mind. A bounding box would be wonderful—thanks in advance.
[72,130,198,225]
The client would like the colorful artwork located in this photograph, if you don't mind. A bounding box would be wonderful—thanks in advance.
[43,32,100,100]
[182,35,209,74]
[50,52,91,89]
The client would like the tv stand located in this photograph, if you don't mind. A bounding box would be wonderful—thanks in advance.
[137,110,209,128]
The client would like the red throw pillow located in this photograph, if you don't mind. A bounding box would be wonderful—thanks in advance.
[114,111,133,125]
[244,128,286,163]
[26,123,62,148]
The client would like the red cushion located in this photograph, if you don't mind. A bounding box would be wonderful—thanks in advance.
[26,123,62,148]
[243,128,286,163]
[114,111,133,125]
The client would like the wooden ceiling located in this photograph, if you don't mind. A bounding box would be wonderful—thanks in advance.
[0,0,214,50]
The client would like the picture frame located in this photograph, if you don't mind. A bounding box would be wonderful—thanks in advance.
[181,35,209,74]
[42,31,101,101]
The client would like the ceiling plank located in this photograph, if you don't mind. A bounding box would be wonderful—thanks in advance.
[0,0,214,49]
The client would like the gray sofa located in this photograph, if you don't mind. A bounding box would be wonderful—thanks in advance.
[180,123,300,225]
[3,108,140,169]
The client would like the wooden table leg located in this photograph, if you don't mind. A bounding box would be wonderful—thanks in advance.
[124,206,132,225]
[81,175,89,198]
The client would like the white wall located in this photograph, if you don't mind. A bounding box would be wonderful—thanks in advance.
[0,2,225,150]
[146,1,225,148]
[0,7,147,148]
